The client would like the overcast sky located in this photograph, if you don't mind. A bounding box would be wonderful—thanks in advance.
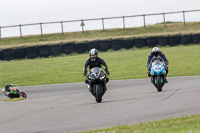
[0,0,199,26]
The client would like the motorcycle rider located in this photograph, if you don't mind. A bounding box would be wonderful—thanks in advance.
[83,48,110,91]
[3,83,20,98]
[147,47,169,83]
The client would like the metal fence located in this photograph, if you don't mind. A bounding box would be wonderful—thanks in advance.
[0,9,200,39]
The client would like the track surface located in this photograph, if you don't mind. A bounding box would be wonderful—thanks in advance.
[0,76,200,133]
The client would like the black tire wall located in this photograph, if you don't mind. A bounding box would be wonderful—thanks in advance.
[75,42,87,54]
[63,42,75,55]
[192,33,200,44]
[111,39,123,50]
[26,46,39,59]
[99,40,111,51]
[38,45,51,57]
[2,49,15,60]
[87,41,99,51]
[14,48,26,59]
[50,44,62,56]
[0,51,3,60]
[135,38,147,48]
[158,36,169,46]
[169,35,181,46]
[123,38,134,49]
[146,37,158,47]
[180,34,193,44]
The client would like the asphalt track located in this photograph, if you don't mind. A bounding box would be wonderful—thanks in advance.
[0,76,200,133]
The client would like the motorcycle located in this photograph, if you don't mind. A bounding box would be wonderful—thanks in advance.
[2,85,27,99]
[88,67,107,103]
[150,57,167,92]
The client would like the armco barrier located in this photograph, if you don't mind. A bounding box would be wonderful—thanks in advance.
[123,38,134,49]
[99,40,111,51]
[75,42,87,54]
[146,37,158,47]
[14,48,26,59]
[87,40,99,51]
[50,44,62,56]
[38,45,51,57]
[63,42,75,55]
[169,35,181,46]
[2,49,15,61]
[180,34,193,44]
[135,38,147,48]
[158,36,169,46]
[26,46,38,59]
[192,33,200,44]
[111,39,123,50]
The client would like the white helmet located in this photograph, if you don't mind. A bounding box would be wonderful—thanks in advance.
[152,47,160,53]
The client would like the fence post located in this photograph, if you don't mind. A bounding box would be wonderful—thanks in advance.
[61,21,64,34]
[123,16,126,29]
[163,13,166,27]
[183,11,186,25]
[40,23,43,35]
[143,14,146,28]
[102,18,105,31]
[19,25,22,38]
[0,27,1,39]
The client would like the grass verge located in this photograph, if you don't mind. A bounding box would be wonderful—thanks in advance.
[76,114,200,133]
[0,44,200,87]
[1,22,200,50]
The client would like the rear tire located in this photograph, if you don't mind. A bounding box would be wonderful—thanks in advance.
[20,92,27,98]
[94,85,102,103]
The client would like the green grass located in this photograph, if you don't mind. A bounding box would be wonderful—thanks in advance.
[1,22,200,50]
[76,114,200,133]
[0,44,200,88]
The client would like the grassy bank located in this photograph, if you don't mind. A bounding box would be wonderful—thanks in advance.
[1,22,200,50]
[77,114,200,133]
[0,45,199,87]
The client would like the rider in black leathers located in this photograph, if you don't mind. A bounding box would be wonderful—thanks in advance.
[83,48,110,91]
[147,47,169,83]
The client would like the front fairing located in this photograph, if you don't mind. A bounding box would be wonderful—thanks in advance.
[151,60,165,75]
[89,67,105,82]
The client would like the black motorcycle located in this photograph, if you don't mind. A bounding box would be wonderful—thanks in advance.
[88,67,108,103]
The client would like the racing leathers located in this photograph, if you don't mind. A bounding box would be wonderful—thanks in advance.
[83,57,110,91]
[147,51,169,82]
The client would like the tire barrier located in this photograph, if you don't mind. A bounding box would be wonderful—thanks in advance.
[2,49,15,61]
[158,36,169,46]
[50,44,62,56]
[192,33,200,44]
[135,38,147,48]
[180,34,193,44]
[146,37,158,47]
[1,33,199,61]
[87,40,99,51]
[14,48,26,59]
[99,40,111,51]
[123,38,135,49]
[38,45,51,58]
[0,51,3,60]
[111,39,123,50]
[169,35,181,46]
[26,46,39,59]
[75,42,87,54]
[63,42,75,55]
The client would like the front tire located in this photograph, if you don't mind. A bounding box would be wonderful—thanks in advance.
[94,84,102,103]
[156,76,163,92]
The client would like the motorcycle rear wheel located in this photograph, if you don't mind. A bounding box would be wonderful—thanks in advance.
[20,92,27,98]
